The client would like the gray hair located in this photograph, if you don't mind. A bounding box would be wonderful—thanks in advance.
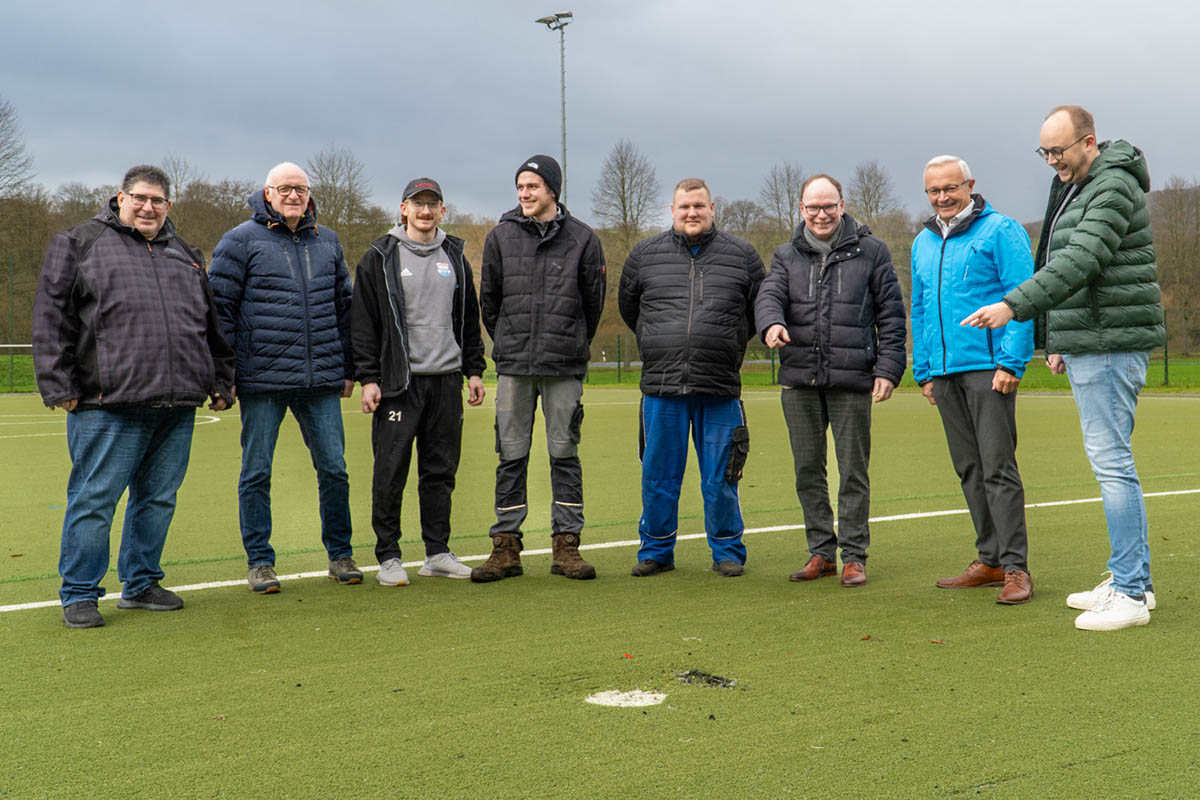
[924,155,972,181]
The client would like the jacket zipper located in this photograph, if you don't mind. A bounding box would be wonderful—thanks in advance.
[375,241,412,394]
[683,255,696,394]
[936,238,948,376]
[146,242,176,404]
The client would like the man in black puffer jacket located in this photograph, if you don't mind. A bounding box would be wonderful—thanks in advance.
[755,174,906,588]
[619,178,765,578]
[473,155,607,583]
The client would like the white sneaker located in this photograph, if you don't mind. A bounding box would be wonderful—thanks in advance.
[1066,571,1156,611]
[418,551,472,579]
[1074,589,1150,631]
[377,558,410,586]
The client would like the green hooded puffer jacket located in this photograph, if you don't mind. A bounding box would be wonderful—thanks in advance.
[1004,139,1165,354]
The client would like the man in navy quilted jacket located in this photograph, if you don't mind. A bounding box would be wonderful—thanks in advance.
[210,162,359,594]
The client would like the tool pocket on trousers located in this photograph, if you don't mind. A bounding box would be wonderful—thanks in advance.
[569,402,584,444]
[725,425,750,484]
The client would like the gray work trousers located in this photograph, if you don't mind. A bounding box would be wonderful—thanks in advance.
[781,387,872,564]
[490,375,585,538]
[931,370,1029,573]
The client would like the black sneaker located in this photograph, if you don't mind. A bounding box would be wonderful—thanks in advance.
[116,583,184,611]
[63,600,105,629]
[712,561,745,577]
[630,560,674,577]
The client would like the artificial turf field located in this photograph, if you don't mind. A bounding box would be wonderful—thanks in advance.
[1,386,1197,799]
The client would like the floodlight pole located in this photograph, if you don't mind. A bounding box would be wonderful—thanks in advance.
[537,12,573,206]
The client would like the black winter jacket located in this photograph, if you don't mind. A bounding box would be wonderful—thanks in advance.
[208,192,354,393]
[480,205,606,377]
[755,215,906,391]
[33,200,235,409]
[619,226,765,398]
[351,231,485,398]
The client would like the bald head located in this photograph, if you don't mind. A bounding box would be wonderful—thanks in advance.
[265,161,307,188]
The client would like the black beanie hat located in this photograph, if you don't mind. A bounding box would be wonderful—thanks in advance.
[515,154,562,200]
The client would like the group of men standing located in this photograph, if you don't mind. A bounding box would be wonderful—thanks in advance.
[34,104,1163,634]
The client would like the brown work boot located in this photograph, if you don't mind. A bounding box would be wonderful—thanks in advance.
[790,554,836,582]
[935,559,1005,589]
[550,533,596,580]
[470,533,523,583]
[996,570,1034,605]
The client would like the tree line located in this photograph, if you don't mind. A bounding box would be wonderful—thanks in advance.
[1,96,1197,358]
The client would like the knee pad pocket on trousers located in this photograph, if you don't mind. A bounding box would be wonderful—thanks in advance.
[726,425,750,484]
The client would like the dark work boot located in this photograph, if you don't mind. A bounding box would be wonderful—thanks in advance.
[471,534,524,583]
[551,533,596,580]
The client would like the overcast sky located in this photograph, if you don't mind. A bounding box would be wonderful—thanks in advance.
[3,0,1194,229]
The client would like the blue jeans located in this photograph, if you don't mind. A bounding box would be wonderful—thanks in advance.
[237,389,353,567]
[1062,351,1152,597]
[637,395,747,565]
[59,407,195,607]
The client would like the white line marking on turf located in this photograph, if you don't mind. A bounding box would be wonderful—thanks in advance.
[3,488,1197,614]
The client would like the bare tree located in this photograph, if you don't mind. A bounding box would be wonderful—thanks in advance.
[160,153,203,200]
[721,199,766,234]
[0,97,34,197]
[591,138,660,246]
[758,162,805,237]
[1152,176,1200,355]
[846,159,901,226]
[306,146,372,229]
[54,181,115,223]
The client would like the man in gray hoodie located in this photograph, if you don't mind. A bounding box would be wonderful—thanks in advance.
[351,178,486,586]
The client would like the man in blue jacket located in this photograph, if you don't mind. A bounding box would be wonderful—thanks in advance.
[209,162,359,594]
[911,156,1035,605]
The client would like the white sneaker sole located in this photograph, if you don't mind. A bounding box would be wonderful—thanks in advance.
[1067,589,1156,611]
[417,567,471,579]
[1074,609,1151,631]
[377,575,409,586]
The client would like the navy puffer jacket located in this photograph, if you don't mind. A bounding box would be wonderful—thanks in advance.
[209,191,354,392]
[755,215,907,392]
[619,226,765,398]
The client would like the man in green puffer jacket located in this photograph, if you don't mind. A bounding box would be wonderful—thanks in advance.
[963,105,1165,633]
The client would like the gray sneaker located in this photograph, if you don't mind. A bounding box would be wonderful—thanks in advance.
[248,564,281,594]
[328,557,364,585]
[418,552,472,579]
[117,582,184,611]
[63,599,105,629]
[712,561,745,578]
[377,558,410,586]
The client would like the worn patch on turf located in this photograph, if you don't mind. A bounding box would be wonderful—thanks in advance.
[676,669,738,689]
[585,690,667,707]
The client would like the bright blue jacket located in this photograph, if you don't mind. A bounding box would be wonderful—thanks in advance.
[209,191,354,393]
[910,197,1034,384]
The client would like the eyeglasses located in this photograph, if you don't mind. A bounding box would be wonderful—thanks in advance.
[405,199,441,210]
[269,185,310,197]
[803,203,840,217]
[126,193,168,209]
[1035,135,1088,163]
[925,182,969,197]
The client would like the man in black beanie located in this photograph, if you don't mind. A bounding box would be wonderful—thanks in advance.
[473,154,607,582]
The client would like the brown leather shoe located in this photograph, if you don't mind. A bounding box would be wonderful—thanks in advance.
[996,570,1034,604]
[840,561,866,587]
[935,559,1005,589]
[790,554,836,582]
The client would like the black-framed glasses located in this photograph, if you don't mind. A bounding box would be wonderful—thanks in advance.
[269,185,310,197]
[803,203,840,217]
[126,193,168,209]
[1035,135,1088,163]
[924,182,969,197]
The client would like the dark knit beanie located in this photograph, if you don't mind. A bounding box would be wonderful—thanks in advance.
[515,154,562,199]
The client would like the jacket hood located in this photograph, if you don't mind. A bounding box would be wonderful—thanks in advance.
[669,223,719,249]
[790,213,868,252]
[499,203,567,226]
[248,188,319,232]
[98,196,178,243]
[1087,139,1151,192]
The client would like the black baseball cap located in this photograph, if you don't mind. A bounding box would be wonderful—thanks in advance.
[402,178,443,201]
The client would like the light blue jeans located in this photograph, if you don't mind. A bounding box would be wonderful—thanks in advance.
[1062,351,1152,597]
